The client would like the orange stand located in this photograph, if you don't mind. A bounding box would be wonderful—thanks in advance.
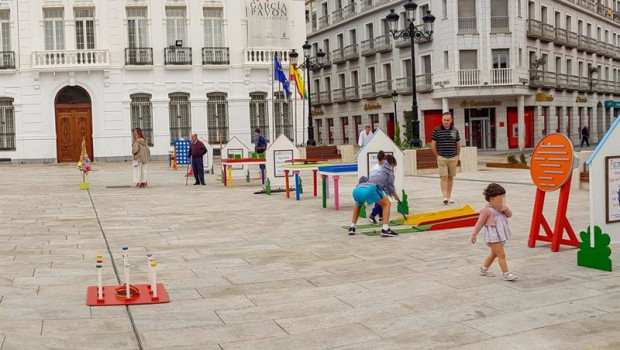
[528,133,580,251]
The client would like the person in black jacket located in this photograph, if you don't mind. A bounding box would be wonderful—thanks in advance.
[188,134,208,185]
[581,125,590,147]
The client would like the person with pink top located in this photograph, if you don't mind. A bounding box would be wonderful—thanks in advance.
[470,183,518,281]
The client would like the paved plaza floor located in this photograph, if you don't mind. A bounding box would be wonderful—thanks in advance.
[1,159,619,349]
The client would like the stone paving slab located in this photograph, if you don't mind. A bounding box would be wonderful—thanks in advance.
[1,161,619,349]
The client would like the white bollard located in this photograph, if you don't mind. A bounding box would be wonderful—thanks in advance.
[150,261,158,298]
[125,262,130,299]
[96,254,103,300]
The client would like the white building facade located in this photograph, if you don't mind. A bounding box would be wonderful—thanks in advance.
[306,0,620,150]
[0,0,306,163]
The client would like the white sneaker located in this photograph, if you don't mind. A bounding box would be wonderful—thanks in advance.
[479,267,495,277]
[443,197,449,205]
[503,272,519,281]
[448,198,455,203]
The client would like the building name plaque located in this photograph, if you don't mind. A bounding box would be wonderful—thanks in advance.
[363,103,382,111]
[576,96,588,103]
[460,100,502,107]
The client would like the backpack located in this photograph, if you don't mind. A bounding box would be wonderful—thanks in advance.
[256,135,267,152]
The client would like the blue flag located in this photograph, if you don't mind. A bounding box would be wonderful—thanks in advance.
[274,55,291,97]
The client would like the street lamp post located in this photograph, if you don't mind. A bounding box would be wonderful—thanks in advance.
[386,0,435,148]
[289,42,325,146]
[391,90,399,132]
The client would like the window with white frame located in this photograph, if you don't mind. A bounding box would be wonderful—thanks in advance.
[203,7,223,47]
[75,8,95,50]
[166,7,186,47]
[0,11,10,51]
[130,94,153,146]
[207,92,228,144]
[169,93,191,144]
[0,98,15,151]
[249,92,269,142]
[127,7,148,48]
[44,8,65,50]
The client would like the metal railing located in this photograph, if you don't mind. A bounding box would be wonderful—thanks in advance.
[343,3,356,18]
[319,15,329,28]
[332,9,343,22]
[33,49,110,68]
[374,34,392,52]
[526,19,542,37]
[310,93,320,106]
[458,69,480,86]
[360,0,373,12]
[343,44,359,60]
[490,16,509,33]
[331,48,345,64]
[360,39,375,56]
[345,86,360,101]
[541,23,555,41]
[554,28,568,45]
[529,69,556,89]
[491,68,512,85]
[416,74,433,92]
[375,80,392,96]
[202,47,229,65]
[458,17,477,34]
[361,83,377,99]
[164,47,192,65]
[0,51,15,69]
[395,76,412,94]
[566,31,578,48]
[125,48,153,65]
[332,88,345,103]
[320,91,332,105]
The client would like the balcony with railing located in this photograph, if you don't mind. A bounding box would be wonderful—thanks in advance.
[416,74,433,92]
[374,35,392,53]
[343,44,359,61]
[319,15,329,28]
[320,91,332,105]
[343,3,356,19]
[310,92,320,106]
[578,76,590,91]
[361,83,377,99]
[526,19,542,38]
[32,49,111,70]
[491,68,513,85]
[529,69,556,89]
[541,23,555,41]
[331,48,345,64]
[243,49,290,65]
[565,74,580,90]
[332,8,343,23]
[554,28,568,45]
[345,86,360,101]
[556,73,568,90]
[360,0,373,12]
[360,39,376,56]
[490,16,509,34]
[322,52,332,68]
[164,47,192,65]
[0,51,15,70]
[458,17,477,34]
[395,76,412,94]
[458,69,480,86]
[566,31,578,48]
[202,47,229,65]
[125,48,153,65]
[375,80,392,97]
[332,88,345,103]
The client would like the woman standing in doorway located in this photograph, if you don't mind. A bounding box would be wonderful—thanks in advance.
[132,128,151,188]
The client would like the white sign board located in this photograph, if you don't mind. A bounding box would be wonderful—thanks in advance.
[246,0,291,48]
[265,134,300,187]
[355,129,405,196]
[606,156,620,223]
[221,136,251,177]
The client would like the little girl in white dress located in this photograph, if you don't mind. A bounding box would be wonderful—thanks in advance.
[471,183,518,281]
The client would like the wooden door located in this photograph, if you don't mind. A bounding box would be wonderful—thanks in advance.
[55,103,93,163]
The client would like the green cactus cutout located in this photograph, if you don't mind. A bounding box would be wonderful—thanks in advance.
[265,178,271,195]
[359,203,367,218]
[397,190,409,215]
[299,177,303,194]
[246,170,250,182]
[577,225,612,272]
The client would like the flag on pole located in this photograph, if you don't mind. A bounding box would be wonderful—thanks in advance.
[290,64,306,99]
[274,55,291,97]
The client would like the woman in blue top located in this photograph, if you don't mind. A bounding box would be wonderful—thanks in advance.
[348,155,401,237]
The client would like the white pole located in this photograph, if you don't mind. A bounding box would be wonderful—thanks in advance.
[151,261,158,298]
[147,254,153,286]
[96,254,103,300]
[125,262,130,299]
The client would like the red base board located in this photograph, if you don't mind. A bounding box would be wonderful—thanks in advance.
[86,283,170,306]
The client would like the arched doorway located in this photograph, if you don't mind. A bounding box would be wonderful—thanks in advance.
[55,86,93,163]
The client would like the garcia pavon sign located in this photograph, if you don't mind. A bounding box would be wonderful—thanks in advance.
[247,0,291,48]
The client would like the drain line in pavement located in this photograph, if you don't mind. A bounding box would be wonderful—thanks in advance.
[86,190,145,350]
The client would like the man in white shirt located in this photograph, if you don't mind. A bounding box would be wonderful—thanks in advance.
[358,125,372,147]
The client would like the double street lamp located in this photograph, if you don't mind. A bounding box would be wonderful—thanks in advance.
[386,0,435,148]
[289,41,325,146]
